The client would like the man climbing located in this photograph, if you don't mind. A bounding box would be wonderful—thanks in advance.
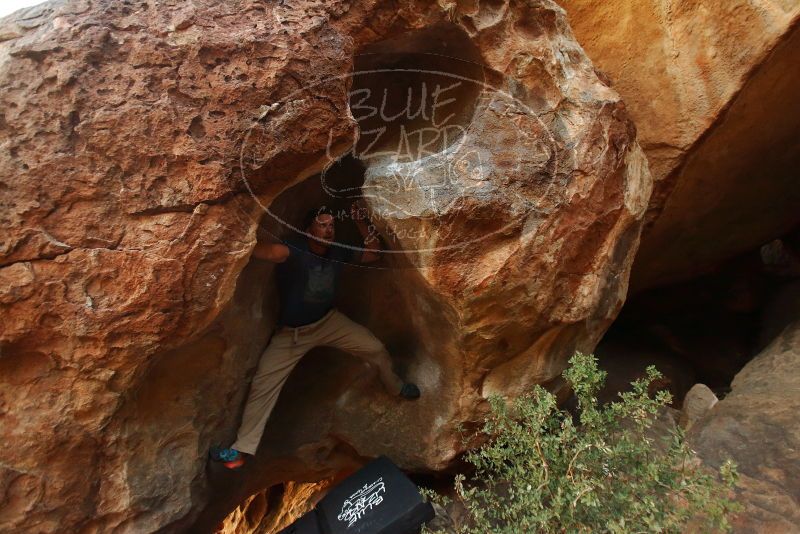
[210,201,421,469]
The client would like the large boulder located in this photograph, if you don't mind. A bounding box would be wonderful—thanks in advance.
[0,0,650,531]
[689,281,800,532]
[559,0,800,290]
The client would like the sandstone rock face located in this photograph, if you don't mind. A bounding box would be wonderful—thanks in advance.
[0,0,650,531]
[689,282,800,533]
[560,0,800,290]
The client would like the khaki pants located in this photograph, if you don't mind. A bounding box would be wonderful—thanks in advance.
[232,308,404,455]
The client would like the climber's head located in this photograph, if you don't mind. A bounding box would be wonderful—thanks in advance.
[304,206,336,245]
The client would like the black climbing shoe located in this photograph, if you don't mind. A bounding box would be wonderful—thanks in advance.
[399,382,421,399]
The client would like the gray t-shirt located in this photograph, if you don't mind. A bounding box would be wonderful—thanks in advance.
[275,238,358,327]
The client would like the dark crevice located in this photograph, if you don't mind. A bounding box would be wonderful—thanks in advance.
[127,191,237,216]
[0,247,75,269]
[187,115,206,140]
[596,223,800,405]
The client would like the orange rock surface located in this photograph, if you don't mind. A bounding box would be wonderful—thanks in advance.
[0,0,646,531]
[560,0,800,290]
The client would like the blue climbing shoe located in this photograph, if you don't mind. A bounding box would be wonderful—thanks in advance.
[209,446,245,469]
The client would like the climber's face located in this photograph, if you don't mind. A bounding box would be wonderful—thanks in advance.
[308,213,335,244]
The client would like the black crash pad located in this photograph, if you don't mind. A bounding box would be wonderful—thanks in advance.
[277,455,434,534]
[316,455,434,534]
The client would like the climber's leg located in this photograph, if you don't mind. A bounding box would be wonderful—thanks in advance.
[230,328,313,456]
[317,310,408,396]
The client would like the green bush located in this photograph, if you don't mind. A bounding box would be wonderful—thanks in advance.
[421,352,739,533]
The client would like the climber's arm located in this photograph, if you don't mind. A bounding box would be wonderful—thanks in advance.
[350,201,381,264]
[357,234,381,264]
[251,228,290,263]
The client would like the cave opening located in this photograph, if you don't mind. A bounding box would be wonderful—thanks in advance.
[194,22,490,533]
[258,149,429,363]
[594,223,800,406]
[238,20,492,431]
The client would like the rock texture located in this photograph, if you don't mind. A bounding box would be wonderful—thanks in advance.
[559,0,800,290]
[0,0,650,532]
[689,281,800,533]
[679,383,718,431]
